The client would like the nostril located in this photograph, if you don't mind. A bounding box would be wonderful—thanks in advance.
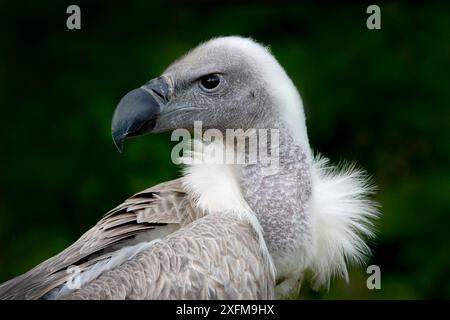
[151,88,165,101]
[144,77,170,102]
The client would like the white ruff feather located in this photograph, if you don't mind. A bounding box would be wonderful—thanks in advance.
[180,139,276,278]
[308,155,379,288]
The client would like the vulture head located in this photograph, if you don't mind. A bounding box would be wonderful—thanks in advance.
[112,36,309,153]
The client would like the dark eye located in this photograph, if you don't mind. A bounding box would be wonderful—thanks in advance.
[199,74,221,92]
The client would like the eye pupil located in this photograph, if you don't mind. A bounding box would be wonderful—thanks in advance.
[200,74,220,90]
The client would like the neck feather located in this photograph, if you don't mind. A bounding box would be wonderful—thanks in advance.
[238,126,312,254]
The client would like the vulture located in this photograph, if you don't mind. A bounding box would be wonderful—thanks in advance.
[0,36,379,300]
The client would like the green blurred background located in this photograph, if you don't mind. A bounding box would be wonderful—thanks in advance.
[0,0,449,299]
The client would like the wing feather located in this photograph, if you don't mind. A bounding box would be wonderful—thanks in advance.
[63,214,274,300]
[0,178,192,300]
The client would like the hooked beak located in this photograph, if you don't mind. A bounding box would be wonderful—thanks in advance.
[111,77,170,153]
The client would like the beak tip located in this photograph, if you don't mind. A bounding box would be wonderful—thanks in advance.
[112,131,125,154]
[116,145,124,154]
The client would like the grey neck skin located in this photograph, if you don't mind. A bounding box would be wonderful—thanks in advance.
[237,121,312,255]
